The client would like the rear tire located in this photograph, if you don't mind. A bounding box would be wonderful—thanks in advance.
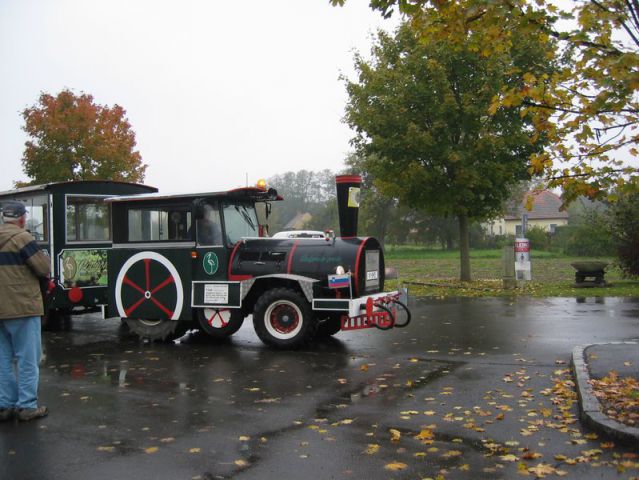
[125,318,189,342]
[252,288,318,349]
[197,308,244,339]
[42,309,71,331]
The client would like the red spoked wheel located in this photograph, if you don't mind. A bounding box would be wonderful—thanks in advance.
[197,307,244,339]
[252,288,318,349]
[115,252,185,341]
[266,301,301,336]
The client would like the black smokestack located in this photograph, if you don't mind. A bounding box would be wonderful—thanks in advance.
[335,175,361,237]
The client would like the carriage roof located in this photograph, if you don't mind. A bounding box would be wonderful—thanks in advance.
[106,186,283,204]
[0,180,156,197]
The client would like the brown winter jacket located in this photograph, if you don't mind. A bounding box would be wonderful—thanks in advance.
[0,222,51,319]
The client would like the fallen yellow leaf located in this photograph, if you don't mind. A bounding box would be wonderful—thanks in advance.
[500,454,518,462]
[416,428,434,442]
[528,463,556,477]
[364,444,380,455]
[384,462,407,471]
[442,450,462,458]
[390,429,401,442]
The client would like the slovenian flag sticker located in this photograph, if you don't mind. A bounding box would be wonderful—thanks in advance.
[328,273,351,289]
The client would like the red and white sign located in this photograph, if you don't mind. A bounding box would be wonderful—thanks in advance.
[514,238,531,280]
[515,239,530,253]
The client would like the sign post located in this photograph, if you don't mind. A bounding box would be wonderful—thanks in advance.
[514,238,531,283]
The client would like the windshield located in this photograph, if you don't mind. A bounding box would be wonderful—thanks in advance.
[222,202,258,244]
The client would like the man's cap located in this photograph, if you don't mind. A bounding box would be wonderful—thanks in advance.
[1,201,27,218]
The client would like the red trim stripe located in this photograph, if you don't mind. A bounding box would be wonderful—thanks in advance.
[228,241,253,281]
[123,276,145,295]
[287,240,299,274]
[125,296,146,317]
[151,275,175,294]
[150,297,174,318]
[144,259,150,290]
[353,237,369,296]
[335,175,362,184]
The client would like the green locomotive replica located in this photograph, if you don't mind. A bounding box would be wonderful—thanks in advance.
[106,175,410,348]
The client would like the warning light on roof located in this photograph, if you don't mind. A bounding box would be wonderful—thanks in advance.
[256,179,267,190]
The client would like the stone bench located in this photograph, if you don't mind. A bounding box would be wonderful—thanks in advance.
[571,261,609,287]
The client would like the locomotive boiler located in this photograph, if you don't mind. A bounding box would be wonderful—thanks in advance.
[229,236,385,297]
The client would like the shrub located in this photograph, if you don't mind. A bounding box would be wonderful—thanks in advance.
[553,204,614,257]
[610,193,639,277]
[526,226,551,251]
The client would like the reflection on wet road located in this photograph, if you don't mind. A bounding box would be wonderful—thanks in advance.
[1,297,637,480]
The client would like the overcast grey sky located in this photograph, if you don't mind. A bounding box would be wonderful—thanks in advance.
[0,0,397,192]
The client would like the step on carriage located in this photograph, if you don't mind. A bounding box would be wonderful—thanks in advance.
[106,176,410,348]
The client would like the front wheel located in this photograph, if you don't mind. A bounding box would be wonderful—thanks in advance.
[125,318,189,342]
[197,308,244,339]
[252,288,318,349]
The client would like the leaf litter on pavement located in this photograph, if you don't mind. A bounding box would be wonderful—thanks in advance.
[346,356,639,479]
[80,341,639,479]
[590,371,639,427]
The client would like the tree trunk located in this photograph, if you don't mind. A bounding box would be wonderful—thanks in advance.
[459,214,471,282]
[446,233,454,251]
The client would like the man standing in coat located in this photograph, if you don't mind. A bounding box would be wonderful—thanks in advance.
[0,201,50,421]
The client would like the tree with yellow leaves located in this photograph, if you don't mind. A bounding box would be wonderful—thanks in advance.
[333,0,639,203]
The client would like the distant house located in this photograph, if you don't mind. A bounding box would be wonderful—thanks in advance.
[485,190,569,236]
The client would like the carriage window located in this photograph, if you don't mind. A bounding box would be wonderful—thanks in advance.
[222,203,258,244]
[1,196,49,242]
[196,202,222,245]
[66,196,111,242]
[128,207,192,242]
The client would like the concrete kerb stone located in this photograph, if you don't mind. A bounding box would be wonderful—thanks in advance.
[572,343,639,445]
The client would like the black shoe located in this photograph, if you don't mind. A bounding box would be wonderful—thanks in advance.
[17,406,48,421]
[0,408,15,422]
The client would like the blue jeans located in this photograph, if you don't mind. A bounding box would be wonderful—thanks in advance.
[0,316,42,409]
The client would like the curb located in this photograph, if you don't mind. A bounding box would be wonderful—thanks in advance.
[572,343,639,445]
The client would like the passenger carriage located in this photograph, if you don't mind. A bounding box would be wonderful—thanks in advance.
[0,181,156,327]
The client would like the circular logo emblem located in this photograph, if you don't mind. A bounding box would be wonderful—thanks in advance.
[63,256,77,280]
[203,252,219,276]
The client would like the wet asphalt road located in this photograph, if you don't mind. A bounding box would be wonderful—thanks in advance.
[1,296,638,480]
